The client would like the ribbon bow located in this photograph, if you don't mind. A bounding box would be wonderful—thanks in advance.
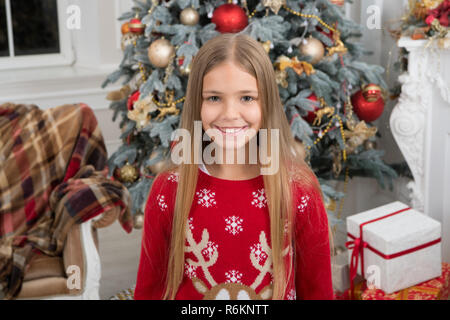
[345,237,368,299]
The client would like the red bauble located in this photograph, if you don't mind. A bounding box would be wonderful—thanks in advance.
[127,91,140,110]
[129,18,145,35]
[351,86,385,122]
[362,83,383,102]
[211,4,248,33]
[302,94,320,124]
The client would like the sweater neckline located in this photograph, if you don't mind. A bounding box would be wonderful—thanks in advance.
[198,166,263,185]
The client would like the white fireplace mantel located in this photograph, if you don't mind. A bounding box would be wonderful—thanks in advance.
[390,36,450,262]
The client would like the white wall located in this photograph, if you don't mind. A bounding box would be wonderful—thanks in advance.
[0,0,413,299]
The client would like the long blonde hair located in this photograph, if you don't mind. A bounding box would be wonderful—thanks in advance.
[152,33,332,299]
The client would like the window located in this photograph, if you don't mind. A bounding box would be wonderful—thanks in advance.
[0,0,74,70]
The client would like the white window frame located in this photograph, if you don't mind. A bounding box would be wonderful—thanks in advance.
[0,0,74,70]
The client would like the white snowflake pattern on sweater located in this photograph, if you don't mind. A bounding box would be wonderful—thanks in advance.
[196,188,217,208]
[251,188,267,208]
[188,217,194,230]
[201,241,219,260]
[225,216,243,235]
[157,194,167,211]
[167,172,179,183]
[184,262,197,279]
[297,194,310,213]
[287,289,297,300]
[250,243,268,264]
[225,270,243,283]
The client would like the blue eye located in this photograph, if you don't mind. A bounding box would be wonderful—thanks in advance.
[205,96,257,103]
[242,96,256,103]
[206,96,220,102]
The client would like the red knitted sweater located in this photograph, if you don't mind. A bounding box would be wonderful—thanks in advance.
[134,167,333,300]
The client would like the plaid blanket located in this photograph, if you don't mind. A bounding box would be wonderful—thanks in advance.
[0,102,132,299]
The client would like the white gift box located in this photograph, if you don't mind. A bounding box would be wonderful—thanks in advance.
[332,250,363,292]
[346,201,442,294]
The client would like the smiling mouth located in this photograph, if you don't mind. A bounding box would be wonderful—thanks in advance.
[214,126,249,136]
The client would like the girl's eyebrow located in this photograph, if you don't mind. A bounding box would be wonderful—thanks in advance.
[203,90,258,94]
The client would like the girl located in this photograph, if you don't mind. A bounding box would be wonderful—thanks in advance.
[134,33,334,300]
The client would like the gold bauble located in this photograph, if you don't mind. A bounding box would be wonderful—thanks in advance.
[119,164,139,183]
[148,39,175,68]
[299,37,325,65]
[133,212,145,229]
[180,7,199,26]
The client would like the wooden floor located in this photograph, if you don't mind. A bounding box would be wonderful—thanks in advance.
[97,221,143,299]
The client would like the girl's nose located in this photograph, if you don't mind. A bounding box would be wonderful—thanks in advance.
[222,100,240,120]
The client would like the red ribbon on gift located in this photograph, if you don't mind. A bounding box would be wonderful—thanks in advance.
[345,206,441,300]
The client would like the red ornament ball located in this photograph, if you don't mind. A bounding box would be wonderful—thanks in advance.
[362,83,383,102]
[129,18,145,35]
[351,86,385,122]
[211,4,248,33]
[127,91,140,111]
[302,94,320,124]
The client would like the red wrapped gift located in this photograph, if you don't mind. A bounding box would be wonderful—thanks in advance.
[334,281,366,300]
[361,263,449,300]
[335,263,449,300]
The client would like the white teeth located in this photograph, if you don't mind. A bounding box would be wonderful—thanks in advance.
[217,126,247,134]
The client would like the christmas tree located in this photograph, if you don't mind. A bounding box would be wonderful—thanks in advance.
[102,0,401,230]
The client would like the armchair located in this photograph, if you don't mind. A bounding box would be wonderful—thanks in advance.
[16,208,120,300]
[0,102,132,300]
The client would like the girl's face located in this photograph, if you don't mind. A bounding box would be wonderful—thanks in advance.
[201,61,262,151]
